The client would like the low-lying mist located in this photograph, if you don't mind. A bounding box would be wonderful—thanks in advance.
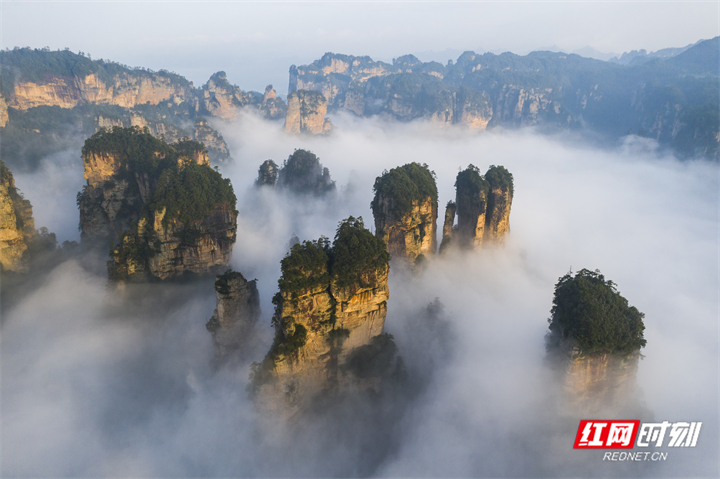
[3,112,718,477]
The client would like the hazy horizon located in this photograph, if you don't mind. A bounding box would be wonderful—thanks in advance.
[2,1,717,93]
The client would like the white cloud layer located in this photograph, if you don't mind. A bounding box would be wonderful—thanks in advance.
[3,114,718,476]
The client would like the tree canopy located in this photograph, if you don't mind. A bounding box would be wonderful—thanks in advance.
[371,162,438,218]
[548,269,646,355]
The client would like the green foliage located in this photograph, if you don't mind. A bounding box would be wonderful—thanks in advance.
[83,126,175,177]
[330,216,390,291]
[277,238,331,297]
[548,269,646,355]
[484,165,514,198]
[107,225,160,281]
[273,324,308,357]
[371,162,438,219]
[215,269,246,295]
[277,149,335,196]
[455,164,489,198]
[146,160,237,227]
[343,333,399,379]
[276,217,389,298]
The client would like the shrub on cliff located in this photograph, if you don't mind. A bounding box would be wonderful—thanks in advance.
[454,164,489,198]
[371,162,438,218]
[330,216,390,290]
[548,269,646,355]
[485,164,514,197]
[276,217,389,297]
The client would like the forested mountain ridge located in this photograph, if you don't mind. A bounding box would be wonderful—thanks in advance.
[290,37,720,159]
[0,48,285,171]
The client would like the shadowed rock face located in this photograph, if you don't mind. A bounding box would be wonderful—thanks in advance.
[77,127,238,282]
[371,163,438,265]
[206,270,261,359]
[284,90,331,135]
[440,164,513,251]
[0,161,35,272]
[255,159,279,187]
[251,218,395,417]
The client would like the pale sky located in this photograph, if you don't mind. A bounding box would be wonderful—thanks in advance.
[2,1,718,94]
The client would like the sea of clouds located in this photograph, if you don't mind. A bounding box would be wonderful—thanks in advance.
[4,112,717,477]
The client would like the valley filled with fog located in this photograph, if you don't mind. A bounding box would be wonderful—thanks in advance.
[3,113,717,476]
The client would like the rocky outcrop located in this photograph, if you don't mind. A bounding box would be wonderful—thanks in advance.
[441,165,513,250]
[255,160,278,187]
[251,218,394,416]
[0,160,35,272]
[371,163,438,264]
[546,269,647,414]
[110,204,237,281]
[0,94,8,127]
[9,72,192,111]
[561,348,640,413]
[276,149,336,196]
[284,90,331,135]
[200,71,259,121]
[206,270,261,358]
[77,126,238,281]
[193,118,232,163]
[260,85,287,120]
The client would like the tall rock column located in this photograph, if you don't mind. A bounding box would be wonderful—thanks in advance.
[545,269,646,414]
[284,90,331,135]
[371,163,438,264]
[0,160,36,272]
[77,126,238,282]
[251,217,393,416]
[206,270,261,358]
[442,164,513,250]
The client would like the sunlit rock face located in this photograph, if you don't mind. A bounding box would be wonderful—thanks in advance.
[562,348,641,413]
[251,218,398,417]
[206,270,261,359]
[9,72,192,111]
[284,90,331,135]
[440,164,513,251]
[371,163,438,265]
[0,161,35,272]
[77,127,237,282]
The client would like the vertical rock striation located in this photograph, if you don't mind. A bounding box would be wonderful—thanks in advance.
[251,217,394,416]
[77,126,238,282]
[206,270,261,359]
[284,90,331,135]
[441,164,513,251]
[0,160,35,272]
[371,163,438,264]
[255,159,279,187]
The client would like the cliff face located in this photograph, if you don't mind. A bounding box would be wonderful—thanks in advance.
[0,161,35,272]
[255,159,278,187]
[252,218,393,416]
[0,94,8,127]
[563,349,640,412]
[371,163,438,264]
[9,72,192,111]
[110,204,237,281]
[78,127,238,281]
[206,271,261,358]
[442,165,513,250]
[374,197,437,264]
[284,90,331,135]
